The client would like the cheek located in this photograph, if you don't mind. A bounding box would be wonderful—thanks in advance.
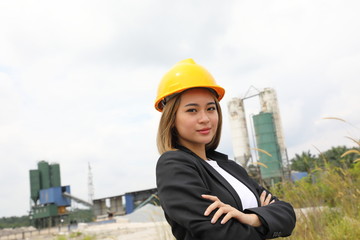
[175,116,198,138]
[211,115,219,134]
[174,115,185,133]
[175,115,191,130]
[211,113,219,125]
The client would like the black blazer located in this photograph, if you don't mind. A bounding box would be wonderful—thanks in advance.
[156,146,296,240]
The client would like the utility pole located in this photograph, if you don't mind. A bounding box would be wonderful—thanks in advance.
[88,163,94,204]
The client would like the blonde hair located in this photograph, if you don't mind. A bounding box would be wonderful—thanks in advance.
[156,88,222,154]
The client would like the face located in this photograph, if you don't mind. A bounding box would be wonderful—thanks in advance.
[174,88,219,152]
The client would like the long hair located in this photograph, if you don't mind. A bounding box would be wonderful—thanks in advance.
[156,88,222,154]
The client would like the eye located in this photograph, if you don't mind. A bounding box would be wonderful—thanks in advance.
[207,106,216,111]
[186,108,197,113]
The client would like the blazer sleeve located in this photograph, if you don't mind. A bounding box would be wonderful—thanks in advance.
[156,151,265,240]
[244,180,296,239]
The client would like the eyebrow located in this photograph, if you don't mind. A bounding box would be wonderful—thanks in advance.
[184,102,216,107]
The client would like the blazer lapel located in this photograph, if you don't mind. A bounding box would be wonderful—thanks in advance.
[217,160,260,204]
[207,150,260,206]
[199,159,244,210]
[175,145,259,209]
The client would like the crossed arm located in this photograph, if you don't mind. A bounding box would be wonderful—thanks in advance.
[157,151,296,239]
[202,191,275,227]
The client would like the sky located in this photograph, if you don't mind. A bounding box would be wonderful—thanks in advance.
[0,0,359,217]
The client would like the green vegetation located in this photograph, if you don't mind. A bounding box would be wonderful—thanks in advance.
[291,145,359,172]
[55,233,96,240]
[69,232,82,238]
[0,208,93,229]
[272,143,360,239]
[56,236,67,240]
[0,215,31,228]
[81,236,96,240]
[67,208,94,224]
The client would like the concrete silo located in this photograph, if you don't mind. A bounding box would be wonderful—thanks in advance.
[251,88,288,185]
[227,87,289,186]
[227,98,251,167]
[29,161,71,228]
[253,112,283,185]
[259,88,287,168]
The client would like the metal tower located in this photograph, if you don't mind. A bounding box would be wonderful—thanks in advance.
[88,163,94,204]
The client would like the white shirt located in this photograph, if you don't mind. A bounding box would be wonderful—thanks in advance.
[205,159,258,209]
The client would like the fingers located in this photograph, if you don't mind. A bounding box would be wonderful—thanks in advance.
[202,195,223,216]
[211,206,225,223]
[202,194,247,225]
[209,204,233,224]
[260,191,274,206]
[220,211,234,224]
[265,192,272,205]
[203,201,221,216]
[202,194,229,224]
[201,194,219,201]
[260,190,266,204]
[201,193,272,226]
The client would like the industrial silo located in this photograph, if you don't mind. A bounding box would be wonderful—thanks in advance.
[30,161,71,228]
[259,88,287,165]
[38,161,50,189]
[227,98,251,167]
[30,170,41,204]
[253,112,283,185]
[50,163,61,187]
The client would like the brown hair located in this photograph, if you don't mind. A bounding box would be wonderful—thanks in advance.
[156,88,223,154]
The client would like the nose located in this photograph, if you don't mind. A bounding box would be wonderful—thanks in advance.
[198,110,210,123]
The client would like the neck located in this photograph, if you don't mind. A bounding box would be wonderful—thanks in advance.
[194,150,207,160]
[182,144,207,160]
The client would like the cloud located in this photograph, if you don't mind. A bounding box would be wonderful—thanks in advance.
[0,0,359,217]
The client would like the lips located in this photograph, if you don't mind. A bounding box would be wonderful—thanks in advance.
[197,128,211,134]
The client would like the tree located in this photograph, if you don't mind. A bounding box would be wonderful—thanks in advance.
[290,146,359,172]
[322,145,358,168]
[0,216,31,229]
[290,151,317,172]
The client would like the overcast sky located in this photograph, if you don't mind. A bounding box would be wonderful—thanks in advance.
[1,0,359,217]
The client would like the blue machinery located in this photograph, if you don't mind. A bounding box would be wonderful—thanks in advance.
[29,161,72,228]
[30,161,158,227]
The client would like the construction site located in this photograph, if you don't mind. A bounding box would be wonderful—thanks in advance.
[0,87,298,240]
[3,160,165,240]
[28,161,159,229]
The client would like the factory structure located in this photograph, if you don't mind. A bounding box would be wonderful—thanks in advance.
[228,87,290,186]
[29,161,73,228]
[92,188,158,221]
[29,161,157,228]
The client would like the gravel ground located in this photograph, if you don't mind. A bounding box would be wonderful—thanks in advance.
[0,205,173,240]
[62,205,173,240]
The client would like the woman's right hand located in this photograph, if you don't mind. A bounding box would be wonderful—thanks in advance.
[201,192,275,226]
[260,191,275,206]
[202,194,262,227]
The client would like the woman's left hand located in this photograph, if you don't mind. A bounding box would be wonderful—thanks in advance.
[260,190,275,206]
[201,194,261,227]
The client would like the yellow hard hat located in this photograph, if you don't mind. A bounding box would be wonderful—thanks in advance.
[155,58,225,112]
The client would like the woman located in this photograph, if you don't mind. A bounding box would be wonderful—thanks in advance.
[155,59,296,240]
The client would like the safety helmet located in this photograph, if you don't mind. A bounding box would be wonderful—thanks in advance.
[155,58,225,112]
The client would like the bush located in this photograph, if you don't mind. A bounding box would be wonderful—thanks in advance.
[272,162,360,239]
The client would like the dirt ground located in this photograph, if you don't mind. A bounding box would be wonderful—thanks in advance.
[56,205,173,240]
[0,205,173,240]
